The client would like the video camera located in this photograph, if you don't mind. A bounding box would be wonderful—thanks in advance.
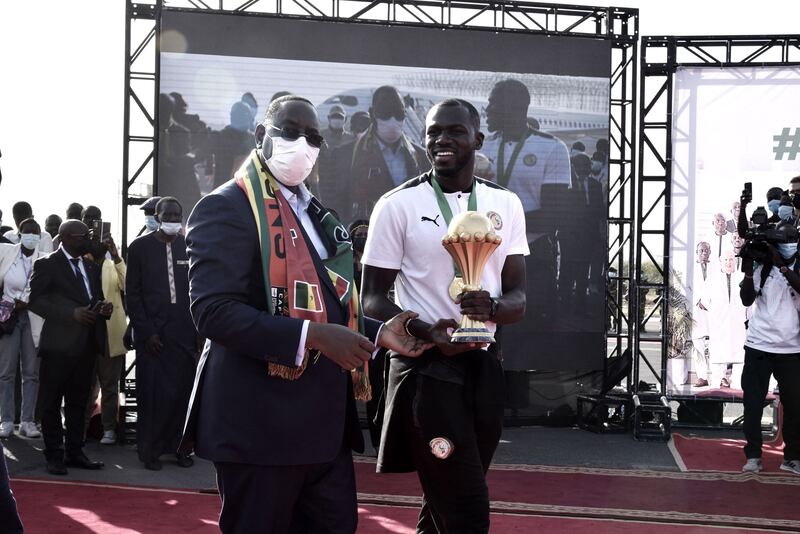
[738,182,797,262]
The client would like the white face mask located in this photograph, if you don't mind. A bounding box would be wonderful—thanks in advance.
[160,222,183,236]
[20,233,40,251]
[266,136,320,187]
[329,118,345,130]
[144,215,159,232]
[375,117,404,144]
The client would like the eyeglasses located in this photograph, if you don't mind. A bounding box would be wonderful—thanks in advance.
[373,110,405,122]
[268,125,324,148]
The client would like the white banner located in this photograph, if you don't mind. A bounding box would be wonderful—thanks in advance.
[669,66,800,394]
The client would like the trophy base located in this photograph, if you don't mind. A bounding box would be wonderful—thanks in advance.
[450,328,496,344]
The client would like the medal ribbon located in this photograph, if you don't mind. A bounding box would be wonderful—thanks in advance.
[431,176,477,279]
[496,132,530,188]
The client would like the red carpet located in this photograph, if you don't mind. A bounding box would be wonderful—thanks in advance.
[671,433,785,473]
[353,459,800,531]
[670,403,785,473]
[10,478,783,533]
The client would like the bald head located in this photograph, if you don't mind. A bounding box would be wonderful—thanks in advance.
[59,220,90,258]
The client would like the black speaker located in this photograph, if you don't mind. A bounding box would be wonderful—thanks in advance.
[677,400,723,425]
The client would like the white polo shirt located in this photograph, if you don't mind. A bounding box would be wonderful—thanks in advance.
[362,173,529,332]
[481,131,570,242]
[745,263,800,353]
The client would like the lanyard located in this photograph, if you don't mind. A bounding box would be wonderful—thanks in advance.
[16,251,33,300]
[431,176,477,278]
[496,135,527,188]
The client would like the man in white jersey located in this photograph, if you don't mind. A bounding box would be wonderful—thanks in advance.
[480,79,570,351]
[361,99,529,533]
[739,221,800,475]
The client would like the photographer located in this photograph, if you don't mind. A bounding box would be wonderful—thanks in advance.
[738,215,800,474]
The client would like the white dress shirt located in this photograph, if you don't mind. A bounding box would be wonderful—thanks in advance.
[61,246,93,300]
[275,182,381,365]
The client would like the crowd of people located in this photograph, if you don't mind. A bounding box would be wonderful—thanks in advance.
[689,177,800,476]
[0,197,198,475]
[0,86,798,534]
[160,81,612,375]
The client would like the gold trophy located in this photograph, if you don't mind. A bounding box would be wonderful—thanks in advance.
[441,211,502,343]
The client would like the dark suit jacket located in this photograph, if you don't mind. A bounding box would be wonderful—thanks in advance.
[28,249,106,357]
[349,128,429,221]
[180,179,381,466]
[560,175,605,261]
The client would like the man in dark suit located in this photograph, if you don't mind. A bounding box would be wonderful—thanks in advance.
[28,220,111,475]
[558,153,605,312]
[180,95,428,534]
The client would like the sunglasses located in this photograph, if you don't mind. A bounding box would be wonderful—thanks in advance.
[268,125,324,148]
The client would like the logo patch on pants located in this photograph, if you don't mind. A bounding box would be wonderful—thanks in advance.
[429,437,454,459]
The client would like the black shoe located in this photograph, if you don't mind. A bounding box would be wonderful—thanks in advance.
[47,460,67,475]
[144,459,163,471]
[176,453,194,468]
[46,459,68,476]
[65,452,104,470]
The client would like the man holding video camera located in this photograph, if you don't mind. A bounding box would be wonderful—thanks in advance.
[738,185,800,475]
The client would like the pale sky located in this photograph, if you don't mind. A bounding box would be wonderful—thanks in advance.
[2,0,800,244]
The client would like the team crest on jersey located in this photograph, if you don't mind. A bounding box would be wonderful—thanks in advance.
[523,153,537,166]
[487,211,503,230]
[429,437,454,459]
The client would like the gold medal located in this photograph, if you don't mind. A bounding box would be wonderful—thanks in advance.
[449,276,466,302]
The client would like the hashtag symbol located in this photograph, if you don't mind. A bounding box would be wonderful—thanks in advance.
[773,128,800,160]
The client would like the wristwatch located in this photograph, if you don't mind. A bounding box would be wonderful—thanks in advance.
[489,297,499,319]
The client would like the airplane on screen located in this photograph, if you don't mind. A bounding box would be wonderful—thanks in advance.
[316,88,609,147]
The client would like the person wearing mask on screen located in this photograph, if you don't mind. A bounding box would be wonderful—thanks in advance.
[178,95,430,533]
[126,197,198,471]
[2,202,53,253]
[739,222,800,475]
[350,86,429,221]
[0,219,46,439]
[320,105,354,151]
[318,105,356,219]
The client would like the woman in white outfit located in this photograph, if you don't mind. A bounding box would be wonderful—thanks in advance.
[0,218,46,438]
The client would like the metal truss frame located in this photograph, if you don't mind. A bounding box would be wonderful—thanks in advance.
[635,36,800,403]
[122,0,638,434]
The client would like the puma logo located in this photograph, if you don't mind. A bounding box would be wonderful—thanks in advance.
[421,215,440,227]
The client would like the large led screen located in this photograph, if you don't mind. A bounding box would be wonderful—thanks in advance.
[669,67,800,395]
[159,10,611,372]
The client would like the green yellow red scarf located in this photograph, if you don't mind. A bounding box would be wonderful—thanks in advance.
[235,150,370,400]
